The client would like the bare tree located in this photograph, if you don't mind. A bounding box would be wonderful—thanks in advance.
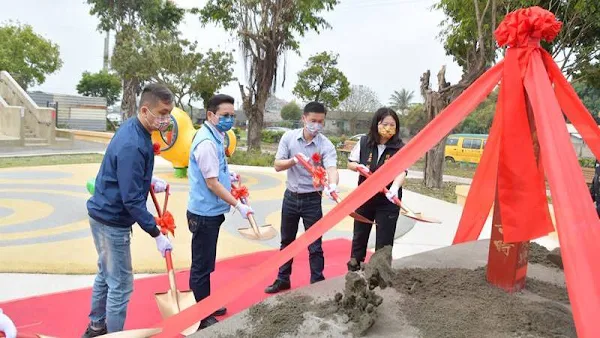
[338,85,381,134]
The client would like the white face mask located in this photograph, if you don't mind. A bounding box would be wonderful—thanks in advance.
[305,122,323,136]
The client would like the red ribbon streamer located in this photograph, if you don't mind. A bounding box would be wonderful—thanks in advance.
[152,60,503,337]
[451,6,600,337]
[524,50,600,338]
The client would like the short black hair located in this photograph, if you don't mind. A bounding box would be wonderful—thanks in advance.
[140,83,173,108]
[303,101,326,115]
[207,94,235,114]
[367,107,401,146]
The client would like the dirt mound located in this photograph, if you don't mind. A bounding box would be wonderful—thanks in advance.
[229,247,394,338]
[528,242,553,267]
[393,267,574,338]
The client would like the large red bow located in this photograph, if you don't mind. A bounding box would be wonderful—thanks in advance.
[155,211,175,237]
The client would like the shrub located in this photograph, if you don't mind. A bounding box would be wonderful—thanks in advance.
[580,157,597,168]
[228,150,274,167]
[261,130,285,143]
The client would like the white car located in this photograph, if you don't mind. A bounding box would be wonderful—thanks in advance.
[106,113,122,125]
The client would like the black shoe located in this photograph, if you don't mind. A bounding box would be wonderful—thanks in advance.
[264,279,291,294]
[347,258,361,272]
[212,307,227,316]
[310,277,325,284]
[197,316,219,330]
[82,323,107,338]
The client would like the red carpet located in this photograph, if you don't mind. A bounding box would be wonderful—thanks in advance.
[1,239,369,337]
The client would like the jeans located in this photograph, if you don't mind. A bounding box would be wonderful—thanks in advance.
[351,199,400,263]
[277,190,324,283]
[88,217,133,333]
[187,211,225,307]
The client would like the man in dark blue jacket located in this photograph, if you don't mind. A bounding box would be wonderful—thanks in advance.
[82,83,174,337]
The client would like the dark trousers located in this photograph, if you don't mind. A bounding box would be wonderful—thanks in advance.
[187,210,225,305]
[277,189,325,283]
[351,199,400,263]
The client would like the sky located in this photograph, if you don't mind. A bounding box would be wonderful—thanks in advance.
[0,0,464,109]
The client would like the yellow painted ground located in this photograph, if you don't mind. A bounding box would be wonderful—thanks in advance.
[0,163,356,274]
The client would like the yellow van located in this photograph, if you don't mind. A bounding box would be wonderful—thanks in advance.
[445,134,488,164]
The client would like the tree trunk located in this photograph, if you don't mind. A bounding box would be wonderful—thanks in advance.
[247,104,263,151]
[420,69,449,188]
[122,77,139,119]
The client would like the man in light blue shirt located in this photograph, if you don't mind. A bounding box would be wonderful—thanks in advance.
[265,101,339,294]
[187,94,253,330]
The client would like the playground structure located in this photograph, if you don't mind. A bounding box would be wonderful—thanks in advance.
[151,107,237,178]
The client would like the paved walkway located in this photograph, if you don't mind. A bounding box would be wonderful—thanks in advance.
[0,140,107,158]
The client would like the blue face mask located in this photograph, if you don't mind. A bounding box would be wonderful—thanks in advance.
[215,115,234,133]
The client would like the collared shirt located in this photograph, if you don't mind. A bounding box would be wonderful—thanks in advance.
[192,122,225,179]
[349,142,386,163]
[275,128,337,193]
[87,117,160,237]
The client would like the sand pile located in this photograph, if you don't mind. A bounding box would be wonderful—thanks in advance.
[215,244,573,338]
[225,247,394,338]
[393,267,574,338]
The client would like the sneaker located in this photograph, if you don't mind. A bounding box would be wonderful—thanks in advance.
[264,279,291,294]
[347,258,361,272]
[197,316,219,330]
[82,323,107,338]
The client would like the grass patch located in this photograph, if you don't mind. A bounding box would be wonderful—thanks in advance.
[403,178,458,204]
[0,154,105,168]
[410,159,477,179]
[229,150,275,167]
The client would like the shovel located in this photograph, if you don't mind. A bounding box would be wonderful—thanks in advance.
[231,177,278,241]
[149,185,199,336]
[294,154,375,224]
[356,166,441,224]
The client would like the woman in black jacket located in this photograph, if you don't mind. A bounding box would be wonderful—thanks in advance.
[346,107,407,271]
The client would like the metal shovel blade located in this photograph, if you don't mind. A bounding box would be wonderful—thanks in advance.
[238,224,278,241]
[400,209,442,224]
[97,328,162,337]
[154,289,199,336]
[154,251,200,335]
[349,211,376,224]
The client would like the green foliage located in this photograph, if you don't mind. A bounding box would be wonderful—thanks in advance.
[0,23,62,90]
[580,157,597,168]
[77,70,122,105]
[261,130,285,143]
[197,0,340,151]
[280,101,303,121]
[198,0,339,52]
[277,120,298,129]
[456,91,497,134]
[192,50,236,110]
[86,0,185,32]
[110,26,157,82]
[388,89,414,113]
[572,81,600,123]
[147,32,236,109]
[400,103,428,136]
[228,150,274,167]
[293,51,350,109]
[232,127,241,140]
[434,0,600,80]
